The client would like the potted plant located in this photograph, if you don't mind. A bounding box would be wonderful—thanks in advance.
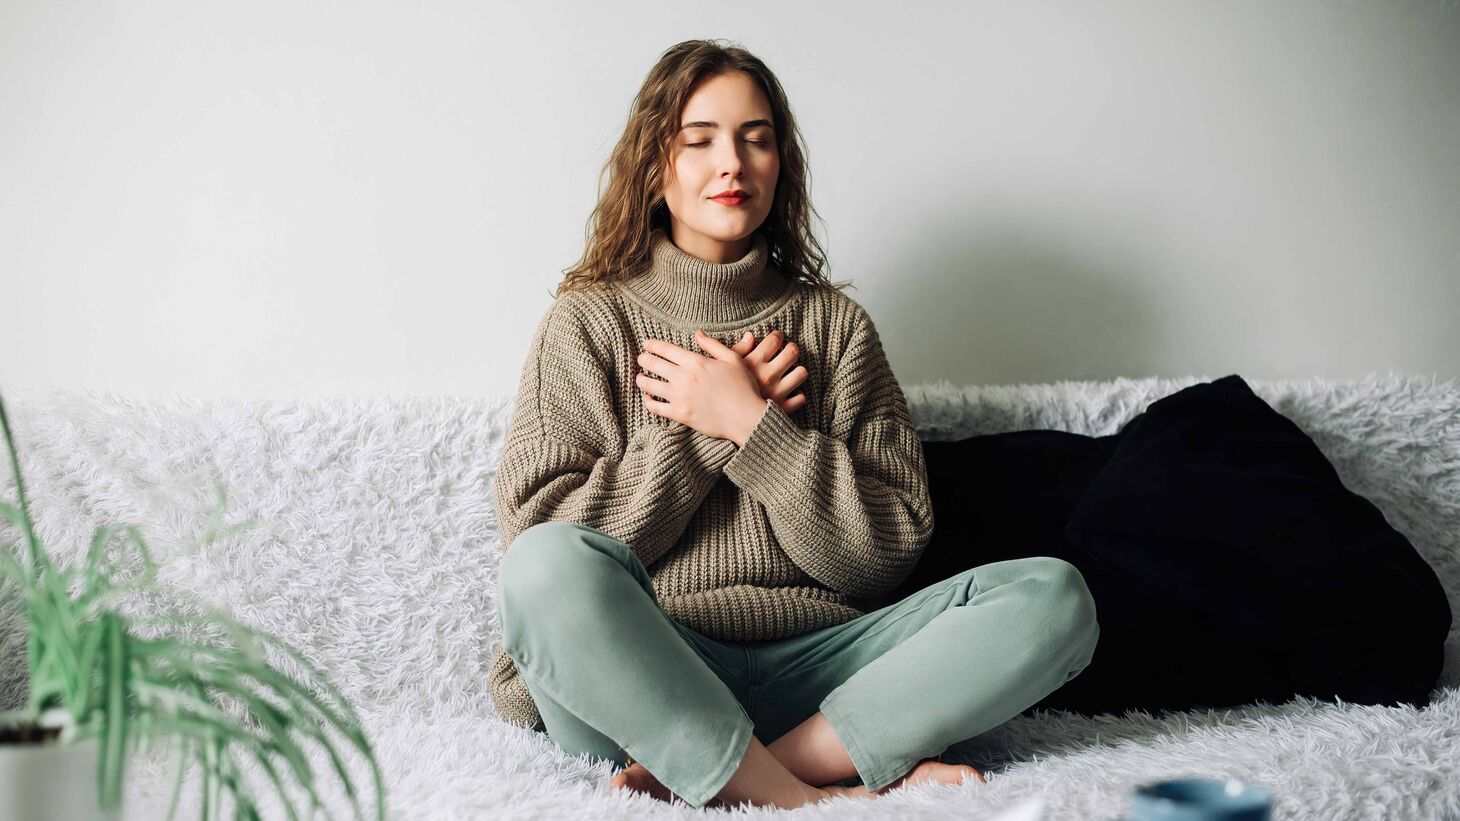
[0,390,387,821]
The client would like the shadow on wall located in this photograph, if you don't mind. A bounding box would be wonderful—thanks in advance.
[874,201,1168,387]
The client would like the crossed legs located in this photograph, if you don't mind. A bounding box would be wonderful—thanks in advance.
[500,522,1096,809]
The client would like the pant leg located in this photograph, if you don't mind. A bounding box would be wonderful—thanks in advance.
[498,521,755,808]
[751,556,1099,791]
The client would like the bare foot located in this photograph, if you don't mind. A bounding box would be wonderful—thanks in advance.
[611,760,673,803]
[610,759,730,808]
[821,759,986,800]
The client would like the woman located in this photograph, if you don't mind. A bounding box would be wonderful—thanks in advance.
[488,39,1100,809]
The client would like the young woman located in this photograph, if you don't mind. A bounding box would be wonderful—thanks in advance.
[488,39,1100,810]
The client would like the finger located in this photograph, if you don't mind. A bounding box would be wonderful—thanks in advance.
[636,371,672,394]
[635,372,674,399]
[693,329,739,361]
[751,329,784,361]
[730,331,755,356]
[766,340,799,380]
[641,389,676,420]
[637,348,679,379]
[769,365,808,399]
[641,338,698,367]
[777,393,807,414]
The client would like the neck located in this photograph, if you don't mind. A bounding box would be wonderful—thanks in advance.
[619,228,790,328]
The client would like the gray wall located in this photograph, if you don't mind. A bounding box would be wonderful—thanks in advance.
[2,0,1456,401]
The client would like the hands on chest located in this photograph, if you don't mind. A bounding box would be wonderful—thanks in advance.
[635,329,809,447]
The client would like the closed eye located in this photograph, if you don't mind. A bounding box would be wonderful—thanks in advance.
[689,140,771,148]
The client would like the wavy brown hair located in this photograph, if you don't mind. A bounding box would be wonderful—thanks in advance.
[555,39,852,297]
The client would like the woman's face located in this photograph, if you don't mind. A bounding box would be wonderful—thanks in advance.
[661,71,779,264]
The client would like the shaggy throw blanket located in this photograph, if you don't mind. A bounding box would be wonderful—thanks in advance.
[0,373,1456,820]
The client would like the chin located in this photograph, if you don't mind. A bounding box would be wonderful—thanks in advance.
[704,216,767,239]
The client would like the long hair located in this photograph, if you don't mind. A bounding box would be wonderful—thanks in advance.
[556,39,852,297]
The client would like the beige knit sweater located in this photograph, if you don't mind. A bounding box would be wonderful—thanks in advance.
[487,227,934,731]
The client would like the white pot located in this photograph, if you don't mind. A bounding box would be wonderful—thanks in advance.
[0,735,121,821]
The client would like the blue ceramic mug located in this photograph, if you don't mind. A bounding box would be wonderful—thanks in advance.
[1127,777,1273,820]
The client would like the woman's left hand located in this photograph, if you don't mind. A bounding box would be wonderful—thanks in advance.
[636,329,769,446]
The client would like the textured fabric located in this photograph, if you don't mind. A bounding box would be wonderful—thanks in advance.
[496,521,1096,806]
[908,374,1452,718]
[488,228,934,730]
[5,376,1458,820]
[1057,374,1450,711]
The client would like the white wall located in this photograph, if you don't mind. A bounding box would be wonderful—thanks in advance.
[2,0,1456,402]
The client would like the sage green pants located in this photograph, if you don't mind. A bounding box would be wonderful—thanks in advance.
[498,521,1099,809]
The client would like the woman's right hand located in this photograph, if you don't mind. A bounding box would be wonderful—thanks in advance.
[730,330,809,414]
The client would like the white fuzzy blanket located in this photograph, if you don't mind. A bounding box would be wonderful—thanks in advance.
[1,373,1456,820]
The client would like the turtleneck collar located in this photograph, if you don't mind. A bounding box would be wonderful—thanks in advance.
[618,228,794,329]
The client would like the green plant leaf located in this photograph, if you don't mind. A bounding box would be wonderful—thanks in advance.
[128,623,383,820]
[99,613,130,810]
[0,546,32,607]
[165,734,188,821]
[71,617,107,717]
[0,498,26,531]
[0,391,384,821]
[0,392,53,579]
[145,639,373,820]
[135,608,371,741]
[114,523,159,589]
[128,712,322,821]
[140,704,303,818]
[84,524,117,588]
[132,676,316,799]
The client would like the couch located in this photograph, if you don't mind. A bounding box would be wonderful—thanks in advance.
[1,372,1455,820]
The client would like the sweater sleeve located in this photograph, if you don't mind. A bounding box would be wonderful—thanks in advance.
[493,298,739,568]
[721,303,934,601]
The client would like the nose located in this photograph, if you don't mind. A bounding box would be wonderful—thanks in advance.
[715,140,746,179]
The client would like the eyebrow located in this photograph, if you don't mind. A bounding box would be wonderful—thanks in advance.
[679,119,775,131]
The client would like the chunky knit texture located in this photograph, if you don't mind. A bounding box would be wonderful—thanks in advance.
[487,227,934,731]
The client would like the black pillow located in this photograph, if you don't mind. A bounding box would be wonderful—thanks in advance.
[1058,374,1450,708]
[900,375,1451,716]
[887,428,1117,603]
[906,421,1249,715]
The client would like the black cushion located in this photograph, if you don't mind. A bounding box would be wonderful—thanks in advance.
[895,429,1117,590]
[898,374,1451,717]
